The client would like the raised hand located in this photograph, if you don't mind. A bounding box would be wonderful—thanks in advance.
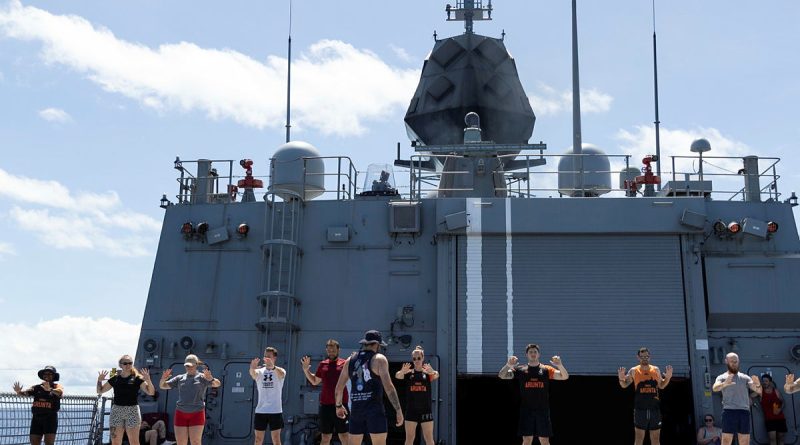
[203,368,214,381]
[400,362,412,374]
[41,381,51,391]
[161,368,173,381]
[422,363,434,374]
[751,374,761,387]
[787,374,795,386]
[141,368,152,381]
[664,365,673,380]
[301,356,311,371]
[98,370,108,381]
[550,356,562,367]
[618,367,627,381]
[725,373,735,385]
[508,356,518,367]
[13,382,23,394]
[250,358,260,370]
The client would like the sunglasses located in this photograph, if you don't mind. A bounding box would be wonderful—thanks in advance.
[413,357,423,361]
[119,362,133,366]
[705,419,714,422]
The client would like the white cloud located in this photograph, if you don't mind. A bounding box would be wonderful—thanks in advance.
[0,241,16,259]
[0,1,420,136]
[0,168,160,257]
[38,107,72,123]
[529,83,613,116]
[390,44,415,63]
[0,316,139,394]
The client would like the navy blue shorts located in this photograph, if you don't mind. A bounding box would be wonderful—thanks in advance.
[518,408,552,438]
[349,406,387,435]
[722,409,751,435]
[30,413,58,436]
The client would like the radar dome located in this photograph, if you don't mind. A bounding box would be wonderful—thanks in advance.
[269,141,325,200]
[557,144,611,197]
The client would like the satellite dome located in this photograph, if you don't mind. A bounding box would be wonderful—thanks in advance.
[269,141,325,200]
[557,144,611,197]
[690,138,712,153]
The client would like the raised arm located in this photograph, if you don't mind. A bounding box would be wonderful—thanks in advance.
[712,373,734,392]
[274,366,287,380]
[12,382,33,396]
[139,368,156,396]
[249,358,260,380]
[422,363,440,382]
[373,354,403,427]
[395,362,412,380]
[159,369,173,390]
[202,368,221,388]
[748,375,762,396]
[784,374,800,394]
[96,370,112,395]
[499,356,518,379]
[550,356,569,380]
[301,356,322,386]
[658,365,673,389]
[618,367,632,388]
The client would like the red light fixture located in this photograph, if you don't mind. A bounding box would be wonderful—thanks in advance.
[767,221,779,233]
[180,222,194,235]
[237,223,250,236]
[727,222,741,234]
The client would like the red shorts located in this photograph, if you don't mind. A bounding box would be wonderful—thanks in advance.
[174,409,205,427]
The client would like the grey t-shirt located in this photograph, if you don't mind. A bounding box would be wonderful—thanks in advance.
[167,373,212,413]
[715,372,753,410]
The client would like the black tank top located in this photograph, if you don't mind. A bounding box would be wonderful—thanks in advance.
[348,350,383,410]
[405,370,432,413]
[31,384,61,414]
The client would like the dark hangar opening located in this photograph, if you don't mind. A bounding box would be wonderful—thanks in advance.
[457,375,695,444]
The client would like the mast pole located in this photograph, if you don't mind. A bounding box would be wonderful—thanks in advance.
[285,0,293,143]
[571,0,584,196]
[652,0,662,189]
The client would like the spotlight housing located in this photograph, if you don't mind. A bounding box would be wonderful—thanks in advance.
[767,221,779,233]
[713,220,727,235]
[237,223,250,236]
[196,222,210,235]
[727,222,741,234]
[180,222,194,235]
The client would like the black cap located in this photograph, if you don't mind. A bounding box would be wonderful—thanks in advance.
[359,330,387,347]
[37,365,60,382]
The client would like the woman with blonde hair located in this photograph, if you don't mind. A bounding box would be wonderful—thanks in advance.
[97,354,155,445]
[394,346,439,445]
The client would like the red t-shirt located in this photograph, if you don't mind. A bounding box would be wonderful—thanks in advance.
[316,358,348,405]
[760,388,785,421]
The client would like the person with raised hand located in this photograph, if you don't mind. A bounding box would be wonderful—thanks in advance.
[159,354,220,445]
[97,354,155,445]
[250,347,286,445]
[499,344,569,445]
[712,352,762,445]
[301,339,349,445]
[13,365,64,445]
[617,347,673,445]
[394,345,438,445]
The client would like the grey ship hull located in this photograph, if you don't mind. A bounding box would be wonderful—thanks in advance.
[135,193,800,444]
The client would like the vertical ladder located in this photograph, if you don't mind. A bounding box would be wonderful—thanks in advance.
[256,192,302,401]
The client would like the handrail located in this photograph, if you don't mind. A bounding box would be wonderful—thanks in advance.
[0,393,107,445]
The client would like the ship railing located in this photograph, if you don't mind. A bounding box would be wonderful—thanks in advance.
[169,156,358,204]
[669,155,781,202]
[0,393,108,445]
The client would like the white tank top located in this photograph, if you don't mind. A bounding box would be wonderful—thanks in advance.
[254,367,284,414]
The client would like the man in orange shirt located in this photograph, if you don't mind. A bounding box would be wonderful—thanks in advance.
[618,347,673,445]
[499,344,569,445]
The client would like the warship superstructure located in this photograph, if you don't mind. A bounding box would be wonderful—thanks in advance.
[134,2,800,443]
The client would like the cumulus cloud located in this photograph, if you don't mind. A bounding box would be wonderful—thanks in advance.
[0,1,420,136]
[0,168,160,257]
[38,107,72,123]
[390,44,415,63]
[0,316,139,394]
[529,83,613,116]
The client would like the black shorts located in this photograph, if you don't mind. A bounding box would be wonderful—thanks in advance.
[349,405,387,435]
[319,404,349,435]
[765,418,788,433]
[518,408,551,438]
[633,408,662,431]
[30,412,58,436]
[254,413,284,431]
[405,407,433,423]
[721,409,751,435]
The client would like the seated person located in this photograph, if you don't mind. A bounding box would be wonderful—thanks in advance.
[139,419,167,445]
[697,414,722,445]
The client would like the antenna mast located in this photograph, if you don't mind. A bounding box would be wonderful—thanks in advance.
[571,0,584,196]
[652,0,662,190]
[285,0,293,143]
[445,0,493,33]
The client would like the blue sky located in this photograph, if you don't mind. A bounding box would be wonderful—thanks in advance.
[1,0,799,393]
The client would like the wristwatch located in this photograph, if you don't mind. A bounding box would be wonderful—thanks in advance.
[335,404,343,408]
